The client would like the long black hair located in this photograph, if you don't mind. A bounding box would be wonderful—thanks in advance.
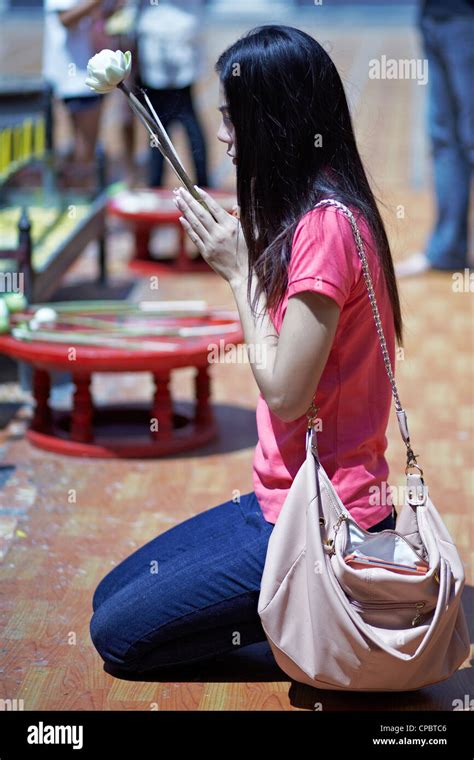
[215,25,403,345]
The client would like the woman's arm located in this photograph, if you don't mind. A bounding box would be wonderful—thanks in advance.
[174,185,341,422]
[58,0,101,28]
[229,272,340,422]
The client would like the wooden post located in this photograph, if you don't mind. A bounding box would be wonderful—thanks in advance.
[31,368,52,432]
[18,207,33,303]
[71,374,94,443]
[194,366,212,427]
[151,373,173,440]
[134,226,151,261]
[177,222,187,271]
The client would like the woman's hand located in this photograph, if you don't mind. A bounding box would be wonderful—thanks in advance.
[173,186,249,287]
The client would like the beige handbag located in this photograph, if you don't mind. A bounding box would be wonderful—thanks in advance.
[257,199,470,691]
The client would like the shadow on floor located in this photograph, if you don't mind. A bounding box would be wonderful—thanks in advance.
[165,402,258,457]
[49,278,136,303]
[102,587,474,711]
[0,402,22,430]
[104,640,288,683]
[103,641,473,711]
[0,355,19,384]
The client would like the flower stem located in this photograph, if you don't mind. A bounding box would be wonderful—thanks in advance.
[117,82,216,219]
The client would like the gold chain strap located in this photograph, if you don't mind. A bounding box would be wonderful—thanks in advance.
[305,199,420,473]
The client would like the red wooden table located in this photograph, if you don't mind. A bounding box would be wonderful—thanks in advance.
[0,308,243,458]
[107,188,237,274]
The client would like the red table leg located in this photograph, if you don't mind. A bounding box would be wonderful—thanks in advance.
[134,226,151,261]
[194,366,213,427]
[151,373,173,440]
[31,368,52,432]
[177,223,188,271]
[71,375,94,443]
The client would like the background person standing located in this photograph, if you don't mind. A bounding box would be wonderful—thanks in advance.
[42,0,121,187]
[136,0,210,189]
[397,0,474,277]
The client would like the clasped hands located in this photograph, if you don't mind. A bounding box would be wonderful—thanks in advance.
[173,186,249,288]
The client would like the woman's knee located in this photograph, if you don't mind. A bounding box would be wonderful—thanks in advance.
[89,603,141,672]
[91,564,125,612]
[91,572,117,612]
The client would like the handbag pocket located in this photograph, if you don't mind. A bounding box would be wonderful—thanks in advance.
[349,597,428,629]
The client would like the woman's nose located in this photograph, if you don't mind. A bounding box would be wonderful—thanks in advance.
[216,124,231,144]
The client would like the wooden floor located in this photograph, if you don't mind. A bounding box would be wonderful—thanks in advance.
[0,11,473,710]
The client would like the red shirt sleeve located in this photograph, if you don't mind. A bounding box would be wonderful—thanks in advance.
[287,206,358,309]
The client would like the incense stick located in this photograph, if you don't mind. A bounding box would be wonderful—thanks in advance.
[16,300,211,316]
[24,314,240,337]
[11,326,180,352]
[117,82,216,219]
[126,98,189,189]
[141,89,184,170]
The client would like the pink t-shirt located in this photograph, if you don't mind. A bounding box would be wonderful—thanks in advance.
[252,204,395,531]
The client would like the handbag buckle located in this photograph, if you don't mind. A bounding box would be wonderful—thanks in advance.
[404,443,424,477]
[306,399,319,430]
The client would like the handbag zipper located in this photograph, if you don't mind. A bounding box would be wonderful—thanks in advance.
[350,598,426,626]
[319,470,431,570]
[324,513,348,553]
[322,476,429,566]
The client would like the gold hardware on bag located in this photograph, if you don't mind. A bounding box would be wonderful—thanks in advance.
[404,443,424,477]
[333,514,348,534]
[324,538,334,553]
[411,601,426,627]
[306,399,319,430]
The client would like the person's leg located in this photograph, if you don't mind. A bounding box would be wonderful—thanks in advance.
[420,16,471,270]
[144,88,179,187]
[119,86,137,186]
[68,97,103,165]
[61,96,103,188]
[441,15,474,264]
[177,85,210,188]
[90,492,274,672]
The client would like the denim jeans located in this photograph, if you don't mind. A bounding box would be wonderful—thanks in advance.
[143,84,209,188]
[90,491,396,674]
[419,14,474,269]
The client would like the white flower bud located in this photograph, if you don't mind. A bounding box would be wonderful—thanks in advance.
[85,49,132,94]
[30,307,57,329]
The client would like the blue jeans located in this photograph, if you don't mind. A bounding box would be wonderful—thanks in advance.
[62,95,103,114]
[89,492,396,674]
[419,14,474,269]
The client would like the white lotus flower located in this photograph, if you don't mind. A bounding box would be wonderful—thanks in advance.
[85,49,132,94]
[29,307,57,331]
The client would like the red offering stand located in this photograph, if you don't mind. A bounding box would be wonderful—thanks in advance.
[107,187,237,274]
[0,303,244,458]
